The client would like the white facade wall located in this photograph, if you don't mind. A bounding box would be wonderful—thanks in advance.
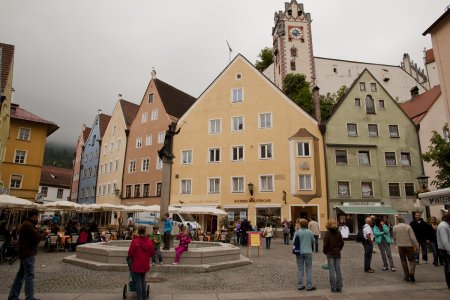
[39,185,70,202]
[426,61,440,89]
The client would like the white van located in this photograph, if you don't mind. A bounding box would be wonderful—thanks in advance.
[134,212,201,231]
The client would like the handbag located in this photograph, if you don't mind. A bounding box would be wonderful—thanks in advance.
[292,235,301,255]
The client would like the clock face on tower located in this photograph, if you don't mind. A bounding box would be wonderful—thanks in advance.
[289,27,302,39]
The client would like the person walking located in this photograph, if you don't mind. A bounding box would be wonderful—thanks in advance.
[163,213,173,250]
[393,215,419,282]
[323,219,344,293]
[429,216,443,266]
[235,221,241,245]
[362,217,375,273]
[173,228,191,265]
[263,223,274,249]
[282,219,290,245]
[373,218,396,272]
[8,209,50,300]
[241,218,249,246]
[294,218,316,291]
[150,225,163,265]
[308,217,320,253]
[436,213,450,289]
[127,226,155,300]
[410,212,430,264]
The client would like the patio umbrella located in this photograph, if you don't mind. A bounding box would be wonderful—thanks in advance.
[42,200,83,211]
[0,194,37,209]
[123,204,159,212]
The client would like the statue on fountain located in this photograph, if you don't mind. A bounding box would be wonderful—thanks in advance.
[158,122,181,161]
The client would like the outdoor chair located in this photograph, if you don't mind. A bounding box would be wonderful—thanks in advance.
[46,234,62,252]
[110,230,117,240]
[70,234,79,251]
[204,232,212,242]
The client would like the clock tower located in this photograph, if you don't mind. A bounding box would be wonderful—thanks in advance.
[272,0,316,89]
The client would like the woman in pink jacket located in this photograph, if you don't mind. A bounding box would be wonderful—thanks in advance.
[128,226,155,300]
[173,228,191,265]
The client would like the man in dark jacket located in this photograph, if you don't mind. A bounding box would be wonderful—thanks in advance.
[410,212,430,264]
[8,209,49,300]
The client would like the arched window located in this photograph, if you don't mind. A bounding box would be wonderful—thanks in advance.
[365,96,375,114]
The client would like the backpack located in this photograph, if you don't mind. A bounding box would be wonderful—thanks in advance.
[356,228,365,243]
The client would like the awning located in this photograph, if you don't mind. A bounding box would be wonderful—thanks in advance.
[336,206,399,215]
[418,187,450,206]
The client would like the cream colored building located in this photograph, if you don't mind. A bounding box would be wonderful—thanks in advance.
[0,43,14,171]
[96,99,139,205]
[170,54,328,232]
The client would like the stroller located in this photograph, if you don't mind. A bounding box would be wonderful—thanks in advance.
[123,256,149,299]
[0,238,18,265]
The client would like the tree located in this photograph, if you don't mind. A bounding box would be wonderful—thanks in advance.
[320,85,348,120]
[422,124,450,189]
[255,47,273,72]
[282,73,313,115]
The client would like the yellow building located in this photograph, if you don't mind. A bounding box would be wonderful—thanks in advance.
[0,103,58,200]
[0,43,15,171]
[170,54,328,232]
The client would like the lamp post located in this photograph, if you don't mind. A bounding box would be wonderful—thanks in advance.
[416,174,430,218]
[247,182,254,196]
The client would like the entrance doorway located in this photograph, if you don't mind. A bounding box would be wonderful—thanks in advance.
[290,205,318,222]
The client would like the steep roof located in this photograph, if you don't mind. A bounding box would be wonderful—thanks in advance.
[154,78,196,118]
[10,103,59,136]
[40,165,72,188]
[289,128,318,140]
[82,126,91,142]
[423,8,450,35]
[425,49,435,64]
[119,99,139,129]
[400,85,441,125]
[98,113,111,138]
[0,43,14,94]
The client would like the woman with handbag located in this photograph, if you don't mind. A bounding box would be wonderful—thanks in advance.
[263,223,274,249]
[323,219,344,293]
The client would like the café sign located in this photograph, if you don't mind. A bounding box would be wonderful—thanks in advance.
[419,187,450,206]
[234,198,271,203]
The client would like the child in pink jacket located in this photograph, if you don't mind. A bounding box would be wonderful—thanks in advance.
[173,229,191,265]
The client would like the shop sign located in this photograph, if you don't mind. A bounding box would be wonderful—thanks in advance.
[421,195,450,206]
[234,198,271,203]
[247,232,262,257]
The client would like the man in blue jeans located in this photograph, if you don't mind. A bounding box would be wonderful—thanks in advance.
[294,218,316,291]
[9,209,49,300]
[363,217,375,273]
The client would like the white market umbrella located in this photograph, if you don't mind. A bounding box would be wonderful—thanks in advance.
[43,200,83,211]
[0,194,37,209]
[124,204,159,212]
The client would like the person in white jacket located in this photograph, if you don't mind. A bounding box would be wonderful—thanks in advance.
[436,213,450,290]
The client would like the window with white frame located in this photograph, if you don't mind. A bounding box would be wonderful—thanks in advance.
[231,88,243,103]
[151,109,158,120]
[148,93,154,103]
[359,82,366,91]
[125,185,132,198]
[354,98,361,107]
[232,177,244,193]
[209,119,221,134]
[181,179,192,194]
[259,143,273,159]
[338,181,350,197]
[57,188,63,199]
[114,159,119,171]
[156,183,162,196]
[401,152,411,166]
[110,142,114,153]
[260,175,274,192]
[41,186,48,197]
[143,184,150,197]
[385,152,396,166]
[145,135,152,146]
[335,150,348,164]
[128,160,136,173]
[259,113,272,129]
[370,83,377,92]
[104,145,108,155]
[297,142,310,157]
[209,148,220,163]
[158,132,165,144]
[141,112,148,123]
[208,178,220,194]
[181,150,192,164]
[10,174,22,189]
[136,137,142,148]
[232,116,244,131]
[388,183,400,197]
[298,174,312,190]
[358,151,371,165]
[404,183,415,197]
[14,150,26,164]
[361,182,373,197]
[134,184,141,197]
[17,128,31,141]
[389,125,399,138]
[117,139,121,150]
[379,100,385,109]
[141,158,150,171]
[347,123,358,136]
[109,161,113,173]
[232,146,244,161]
[368,124,378,137]
[156,157,163,170]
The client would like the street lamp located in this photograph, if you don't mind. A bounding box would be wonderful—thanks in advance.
[416,174,430,192]
[248,182,254,196]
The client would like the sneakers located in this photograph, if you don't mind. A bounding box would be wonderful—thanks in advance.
[382,267,388,271]
[172,262,179,265]
[365,269,375,273]
[391,266,396,272]
[298,286,305,290]
[151,262,156,266]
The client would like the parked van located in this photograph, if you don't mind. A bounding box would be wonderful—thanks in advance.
[134,212,201,232]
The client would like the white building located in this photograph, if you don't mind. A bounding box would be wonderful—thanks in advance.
[38,165,72,202]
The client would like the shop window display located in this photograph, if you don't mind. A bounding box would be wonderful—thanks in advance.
[256,207,281,229]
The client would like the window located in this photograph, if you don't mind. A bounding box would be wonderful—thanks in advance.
[259,143,273,159]
[389,125,399,138]
[100,165,104,175]
[109,161,113,173]
[141,158,150,171]
[208,178,220,194]
[232,177,244,193]
[347,123,358,136]
[299,174,312,190]
[104,145,108,155]
[57,188,63,199]
[134,184,141,198]
[404,183,415,197]
[148,93,154,103]
[365,96,375,114]
[209,148,220,163]
[128,160,136,173]
[114,160,119,171]
[126,185,132,198]
[141,112,148,123]
[18,128,31,141]
[260,175,274,192]
[145,135,152,146]
[117,139,121,150]
[259,113,272,129]
[136,137,142,148]
[370,83,377,92]
[358,151,370,165]
[14,150,26,164]
[359,82,366,91]
[94,165,97,175]
[156,183,162,196]
[112,125,116,135]
[10,175,22,189]
[232,116,244,131]
[151,109,158,120]
[232,146,244,161]
[385,152,396,166]
[379,100,385,109]
[143,184,150,197]
[290,47,297,57]
[41,186,48,197]
[368,124,378,137]
[290,60,296,71]
[181,150,192,164]
[335,150,348,164]
[361,182,373,197]
[388,183,400,197]
[256,207,282,228]
[156,157,163,170]
[401,152,411,166]
[236,73,242,80]
[181,179,192,194]
[110,142,114,153]
[297,142,310,157]
[232,88,243,103]
[338,181,350,197]
[209,119,221,134]
[355,98,361,107]
[158,132,165,144]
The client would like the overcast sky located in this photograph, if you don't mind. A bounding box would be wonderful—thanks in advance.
[1,0,448,147]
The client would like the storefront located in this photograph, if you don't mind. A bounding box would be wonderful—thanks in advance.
[224,205,249,223]
[290,204,319,224]
[255,205,281,228]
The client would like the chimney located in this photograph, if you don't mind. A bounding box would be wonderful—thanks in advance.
[410,86,419,99]
[313,86,321,122]
[151,67,157,79]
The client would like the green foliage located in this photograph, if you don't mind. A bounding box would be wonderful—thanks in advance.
[282,73,313,115]
[43,143,75,169]
[320,85,348,120]
[422,124,450,189]
[255,47,273,72]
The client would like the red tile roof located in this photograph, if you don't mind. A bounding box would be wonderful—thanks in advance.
[0,43,15,94]
[10,103,59,136]
[400,85,441,124]
[40,165,72,188]
[119,99,139,129]
[154,79,196,118]
[82,126,91,143]
[98,113,111,138]
[425,49,435,64]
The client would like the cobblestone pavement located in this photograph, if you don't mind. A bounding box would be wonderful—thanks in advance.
[0,239,449,297]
